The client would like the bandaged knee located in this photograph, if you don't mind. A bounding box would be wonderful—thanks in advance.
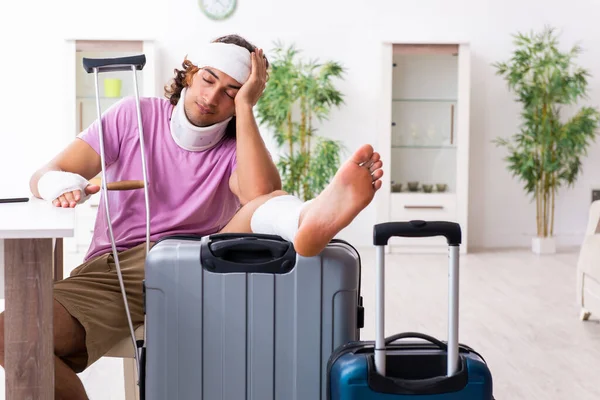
[250,195,312,243]
[37,171,92,204]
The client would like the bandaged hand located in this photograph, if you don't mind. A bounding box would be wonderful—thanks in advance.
[38,171,101,208]
[235,48,267,109]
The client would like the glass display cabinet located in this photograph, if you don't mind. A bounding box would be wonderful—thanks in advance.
[377,42,471,253]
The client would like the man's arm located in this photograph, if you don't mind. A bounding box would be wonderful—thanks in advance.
[33,97,133,206]
[30,139,102,205]
[229,48,281,205]
[230,104,281,203]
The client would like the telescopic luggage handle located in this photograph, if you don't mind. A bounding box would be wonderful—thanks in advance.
[372,220,461,380]
[373,220,461,246]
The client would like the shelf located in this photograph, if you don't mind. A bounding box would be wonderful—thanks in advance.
[392,145,456,149]
[391,191,454,195]
[392,98,457,102]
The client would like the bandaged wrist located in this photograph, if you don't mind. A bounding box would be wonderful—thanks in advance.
[37,170,91,204]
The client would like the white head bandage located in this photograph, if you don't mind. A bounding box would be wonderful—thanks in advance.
[170,87,232,152]
[187,42,252,85]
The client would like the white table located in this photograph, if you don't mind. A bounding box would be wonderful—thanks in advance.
[0,197,75,399]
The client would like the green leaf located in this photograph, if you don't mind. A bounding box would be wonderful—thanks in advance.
[492,25,600,236]
[256,42,346,200]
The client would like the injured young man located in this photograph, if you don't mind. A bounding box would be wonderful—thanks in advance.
[3,34,384,399]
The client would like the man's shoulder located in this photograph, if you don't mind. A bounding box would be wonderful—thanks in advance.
[102,96,172,127]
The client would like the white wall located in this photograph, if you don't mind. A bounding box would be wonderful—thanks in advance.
[3,0,600,250]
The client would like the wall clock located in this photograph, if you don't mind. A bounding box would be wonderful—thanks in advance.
[199,0,237,20]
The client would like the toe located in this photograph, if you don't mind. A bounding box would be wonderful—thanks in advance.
[372,169,384,181]
[362,152,381,170]
[369,160,383,173]
[352,144,374,165]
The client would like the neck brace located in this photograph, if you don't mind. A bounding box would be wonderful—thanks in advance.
[170,87,232,152]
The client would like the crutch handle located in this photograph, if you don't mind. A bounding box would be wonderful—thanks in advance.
[83,55,146,73]
[106,180,145,191]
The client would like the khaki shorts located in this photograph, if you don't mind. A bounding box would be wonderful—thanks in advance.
[54,242,151,373]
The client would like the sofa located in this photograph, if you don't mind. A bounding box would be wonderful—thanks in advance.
[576,199,600,321]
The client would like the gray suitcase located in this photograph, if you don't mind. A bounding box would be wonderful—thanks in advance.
[141,232,364,400]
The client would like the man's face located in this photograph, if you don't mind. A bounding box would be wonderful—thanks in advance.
[184,67,242,127]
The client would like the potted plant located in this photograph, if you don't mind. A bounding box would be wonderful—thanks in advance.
[493,26,600,254]
[256,42,346,201]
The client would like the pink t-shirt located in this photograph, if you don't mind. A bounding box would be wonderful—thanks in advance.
[78,96,240,261]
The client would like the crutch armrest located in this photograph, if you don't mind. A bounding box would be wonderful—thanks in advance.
[83,55,146,73]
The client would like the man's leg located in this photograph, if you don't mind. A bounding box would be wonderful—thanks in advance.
[0,300,89,400]
[219,190,290,234]
[220,144,383,256]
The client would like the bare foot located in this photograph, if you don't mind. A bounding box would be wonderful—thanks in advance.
[294,144,383,257]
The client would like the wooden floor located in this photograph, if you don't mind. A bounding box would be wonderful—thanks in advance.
[357,247,600,400]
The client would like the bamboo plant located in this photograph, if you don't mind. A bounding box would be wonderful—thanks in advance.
[256,42,346,201]
[493,26,600,238]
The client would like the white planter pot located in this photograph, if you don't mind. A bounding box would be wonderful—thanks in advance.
[532,236,556,254]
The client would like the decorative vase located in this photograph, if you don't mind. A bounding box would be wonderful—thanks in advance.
[532,236,556,254]
[407,181,419,192]
[391,182,403,193]
[104,78,122,98]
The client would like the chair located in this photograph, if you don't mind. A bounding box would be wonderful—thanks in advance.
[104,325,145,400]
[576,200,600,321]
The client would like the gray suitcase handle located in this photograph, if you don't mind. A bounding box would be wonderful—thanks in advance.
[372,221,461,379]
[201,234,297,274]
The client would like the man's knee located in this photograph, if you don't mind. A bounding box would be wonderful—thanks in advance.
[53,300,87,358]
[262,190,288,201]
[241,190,288,211]
[247,190,290,214]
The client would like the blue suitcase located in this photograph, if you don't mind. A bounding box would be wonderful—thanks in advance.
[327,221,494,399]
